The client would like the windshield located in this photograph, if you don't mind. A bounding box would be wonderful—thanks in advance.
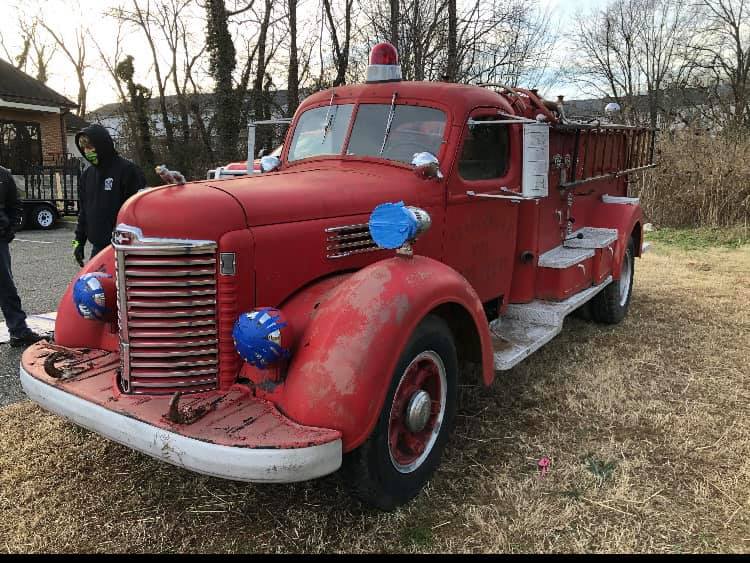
[287,102,446,164]
[347,104,446,163]
[287,104,354,161]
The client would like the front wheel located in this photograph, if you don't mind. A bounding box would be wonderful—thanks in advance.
[342,315,458,511]
[590,236,635,324]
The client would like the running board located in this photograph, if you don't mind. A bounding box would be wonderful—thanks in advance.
[491,276,613,370]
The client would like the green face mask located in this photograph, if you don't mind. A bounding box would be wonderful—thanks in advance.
[84,149,98,165]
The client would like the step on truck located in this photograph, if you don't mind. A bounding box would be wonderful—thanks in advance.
[20,42,655,510]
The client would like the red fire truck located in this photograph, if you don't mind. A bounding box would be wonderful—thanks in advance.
[20,43,655,510]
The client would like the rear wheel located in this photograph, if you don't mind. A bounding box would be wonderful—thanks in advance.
[32,204,56,230]
[590,236,635,324]
[343,315,458,511]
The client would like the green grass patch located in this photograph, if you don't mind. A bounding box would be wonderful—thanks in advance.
[645,226,750,250]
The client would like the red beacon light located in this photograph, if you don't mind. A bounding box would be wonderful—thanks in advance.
[366,42,402,83]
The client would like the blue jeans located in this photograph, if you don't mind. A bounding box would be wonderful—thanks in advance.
[0,241,29,337]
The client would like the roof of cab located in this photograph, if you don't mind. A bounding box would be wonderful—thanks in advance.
[298,81,515,120]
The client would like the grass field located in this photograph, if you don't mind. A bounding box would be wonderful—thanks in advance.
[1,231,748,553]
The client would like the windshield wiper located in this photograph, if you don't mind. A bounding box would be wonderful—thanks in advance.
[379,92,398,155]
[321,89,336,144]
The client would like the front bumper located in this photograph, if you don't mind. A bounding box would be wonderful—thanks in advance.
[20,343,342,483]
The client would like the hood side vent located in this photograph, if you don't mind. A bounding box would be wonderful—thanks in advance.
[325,223,380,259]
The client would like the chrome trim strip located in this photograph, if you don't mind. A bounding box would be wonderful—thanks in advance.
[128,308,215,318]
[328,246,381,260]
[130,348,219,358]
[128,328,217,338]
[126,279,216,287]
[128,319,216,328]
[125,258,217,266]
[130,378,218,388]
[130,369,218,377]
[324,223,369,233]
[127,299,217,308]
[125,268,216,277]
[127,289,217,297]
[130,360,219,368]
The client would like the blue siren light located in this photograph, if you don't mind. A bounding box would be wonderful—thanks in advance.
[72,272,111,320]
[368,201,419,249]
[368,201,431,250]
[232,307,291,369]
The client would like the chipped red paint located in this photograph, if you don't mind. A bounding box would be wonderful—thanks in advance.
[274,256,492,452]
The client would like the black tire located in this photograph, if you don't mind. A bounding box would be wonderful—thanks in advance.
[342,315,458,511]
[590,236,635,324]
[32,204,57,230]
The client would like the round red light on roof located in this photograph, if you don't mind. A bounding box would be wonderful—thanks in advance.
[370,42,399,66]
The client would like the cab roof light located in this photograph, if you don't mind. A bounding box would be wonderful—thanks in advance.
[366,42,402,83]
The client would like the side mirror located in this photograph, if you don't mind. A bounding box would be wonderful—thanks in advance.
[260,155,281,173]
[411,152,443,180]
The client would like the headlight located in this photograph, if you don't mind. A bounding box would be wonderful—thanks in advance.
[232,307,291,369]
[368,201,431,250]
[72,273,111,320]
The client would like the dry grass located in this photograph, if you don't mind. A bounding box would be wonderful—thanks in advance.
[636,132,750,228]
[1,240,749,553]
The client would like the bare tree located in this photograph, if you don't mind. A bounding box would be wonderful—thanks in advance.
[39,22,89,117]
[693,0,750,130]
[322,0,354,86]
[574,0,694,128]
[446,0,457,81]
[390,0,399,48]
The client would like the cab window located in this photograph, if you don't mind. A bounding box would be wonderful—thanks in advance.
[287,104,354,161]
[347,104,446,164]
[458,117,510,180]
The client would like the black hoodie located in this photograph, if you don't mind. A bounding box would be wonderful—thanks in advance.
[74,124,147,248]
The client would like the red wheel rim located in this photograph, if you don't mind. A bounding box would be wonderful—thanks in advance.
[387,350,447,474]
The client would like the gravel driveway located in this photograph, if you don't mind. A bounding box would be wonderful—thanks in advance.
[0,221,81,407]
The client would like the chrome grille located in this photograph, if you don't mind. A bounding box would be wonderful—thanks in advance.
[114,227,219,395]
[325,223,379,259]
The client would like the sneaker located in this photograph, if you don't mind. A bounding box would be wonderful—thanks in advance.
[9,330,48,348]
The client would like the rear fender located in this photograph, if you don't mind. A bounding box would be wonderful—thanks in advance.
[54,246,119,351]
[276,256,493,452]
[590,203,643,279]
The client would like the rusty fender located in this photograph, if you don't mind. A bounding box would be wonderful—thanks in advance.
[275,255,494,452]
[590,202,643,278]
[54,245,119,352]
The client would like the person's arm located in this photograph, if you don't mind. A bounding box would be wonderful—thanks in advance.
[4,170,22,229]
[74,170,88,246]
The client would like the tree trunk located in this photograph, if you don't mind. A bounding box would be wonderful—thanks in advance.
[390,0,399,48]
[446,0,457,82]
[287,0,300,117]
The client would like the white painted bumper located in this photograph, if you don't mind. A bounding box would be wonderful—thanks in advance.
[20,365,342,483]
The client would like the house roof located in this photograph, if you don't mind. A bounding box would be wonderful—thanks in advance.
[0,57,77,109]
[64,112,90,132]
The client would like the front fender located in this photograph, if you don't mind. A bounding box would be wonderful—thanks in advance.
[55,246,119,351]
[590,202,643,279]
[275,256,493,452]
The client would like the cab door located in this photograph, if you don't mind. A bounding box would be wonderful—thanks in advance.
[443,109,521,304]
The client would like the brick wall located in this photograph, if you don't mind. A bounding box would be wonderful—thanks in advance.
[0,107,67,165]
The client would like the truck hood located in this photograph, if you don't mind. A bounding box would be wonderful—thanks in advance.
[207,164,422,226]
[116,181,247,241]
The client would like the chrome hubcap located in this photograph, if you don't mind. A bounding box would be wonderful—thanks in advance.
[388,350,447,474]
[405,390,432,432]
[619,249,632,307]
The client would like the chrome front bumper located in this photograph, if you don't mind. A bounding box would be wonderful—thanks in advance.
[20,364,342,483]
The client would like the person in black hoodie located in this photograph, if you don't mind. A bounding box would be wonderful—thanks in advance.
[0,166,46,347]
[73,124,147,265]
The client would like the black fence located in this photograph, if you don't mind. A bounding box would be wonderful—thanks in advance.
[20,154,84,216]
